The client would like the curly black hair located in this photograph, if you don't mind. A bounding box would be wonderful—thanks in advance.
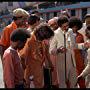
[34,23,54,41]
[69,17,82,30]
[58,15,69,27]
[28,15,40,25]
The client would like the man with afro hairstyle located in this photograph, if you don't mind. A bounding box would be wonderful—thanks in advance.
[2,28,30,88]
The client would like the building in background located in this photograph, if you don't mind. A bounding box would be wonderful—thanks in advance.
[0,2,90,35]
[37,2,90,21]
[0,2,44,35]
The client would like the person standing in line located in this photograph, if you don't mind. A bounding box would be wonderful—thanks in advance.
[0,8,30,59]
[2,28,30,88]
[78,14,90,87]
[48,17,59,87]
[20,15,40,71]
[79,14,90,42]
[48,17,59,31]
[77,25,90,88]
[49,15,77,88]
[69,17,86,88]
[27,15,40,33]
[19,23,54,88]
[31,10,45,23]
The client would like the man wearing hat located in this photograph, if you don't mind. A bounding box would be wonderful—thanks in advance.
[79,14,90,42]
[0,8,30,59]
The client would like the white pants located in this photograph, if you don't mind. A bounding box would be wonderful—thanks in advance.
[56,51,77,88]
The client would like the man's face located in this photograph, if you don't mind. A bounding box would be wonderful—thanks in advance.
[16,17,29,28]
[72,26,78,33]
[85,17,90,26]
[61,22,69,32]
[48,20,58,31]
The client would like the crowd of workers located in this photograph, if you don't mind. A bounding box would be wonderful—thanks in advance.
[0,7,90,88]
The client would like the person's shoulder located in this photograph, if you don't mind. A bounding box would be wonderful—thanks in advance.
[25,34,34,46]
[3,47,11,58]
[80,23,86,31]
[3,23,13,31]
[54,28,60,34]
[77,32,83,36]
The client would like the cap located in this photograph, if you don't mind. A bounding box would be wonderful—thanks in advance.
[13,8,30,17]
[84,14,90,19]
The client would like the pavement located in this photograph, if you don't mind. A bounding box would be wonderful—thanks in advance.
[0,56,4,88]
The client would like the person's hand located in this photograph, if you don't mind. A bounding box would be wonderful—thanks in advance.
[57,46,67,53]
[84,42,90,48]
[61,47,67,53]
[75,75,84,87]
[77,75,83,83]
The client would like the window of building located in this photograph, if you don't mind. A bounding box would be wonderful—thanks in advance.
[71,9,75,16]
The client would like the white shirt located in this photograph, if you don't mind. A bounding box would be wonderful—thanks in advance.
[49,27,76,67]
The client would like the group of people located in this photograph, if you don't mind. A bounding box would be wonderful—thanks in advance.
[0,7,90,88]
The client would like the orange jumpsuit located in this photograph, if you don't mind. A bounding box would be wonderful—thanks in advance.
[20,33,50,88]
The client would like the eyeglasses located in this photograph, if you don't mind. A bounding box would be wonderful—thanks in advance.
[15,16,28,21]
